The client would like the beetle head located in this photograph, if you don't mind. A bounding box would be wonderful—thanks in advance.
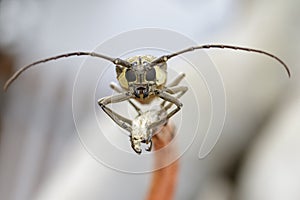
[116,55,167,98]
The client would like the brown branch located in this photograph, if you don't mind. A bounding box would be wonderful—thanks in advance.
[146,123,179,200]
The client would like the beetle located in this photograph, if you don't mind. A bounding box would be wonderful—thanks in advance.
[109,71,185,154]
[3,44,290,154]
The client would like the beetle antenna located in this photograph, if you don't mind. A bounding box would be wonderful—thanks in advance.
[154,44,290,77]
[3,52,131,91]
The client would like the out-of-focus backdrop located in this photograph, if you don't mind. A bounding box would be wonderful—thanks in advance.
[0,0,299,200]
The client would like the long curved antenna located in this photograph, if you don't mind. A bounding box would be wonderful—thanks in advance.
[3,52,132,91]
[151,44,291,77]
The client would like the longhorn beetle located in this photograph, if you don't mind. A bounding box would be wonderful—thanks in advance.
[4,44,290,154]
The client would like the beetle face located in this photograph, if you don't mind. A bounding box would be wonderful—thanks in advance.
[116,55,167,98]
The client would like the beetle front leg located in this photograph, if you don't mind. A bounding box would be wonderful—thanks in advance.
[148,86,187,131]
[163,86,188,111]
[166,72,186,87]
[156,89,183,120]
[161,73,186,108]
[110,82,142,116]
[98,92,134,132]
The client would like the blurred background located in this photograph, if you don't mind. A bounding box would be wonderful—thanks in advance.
[0,0,299,200]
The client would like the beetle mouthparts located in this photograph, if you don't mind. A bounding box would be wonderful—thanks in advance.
[134,86,149,98]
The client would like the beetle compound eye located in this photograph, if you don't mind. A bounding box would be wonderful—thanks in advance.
[146,68,156,81]
[125,69,136,82]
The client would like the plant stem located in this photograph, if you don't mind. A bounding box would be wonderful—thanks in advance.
[146,124,179,200]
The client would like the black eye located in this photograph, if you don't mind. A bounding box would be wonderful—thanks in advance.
[125,69,136,82]
[146,68,156,81]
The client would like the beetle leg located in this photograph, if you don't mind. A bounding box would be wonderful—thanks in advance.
[148,86,187,131]
[156,89,184,120]
[110,82,142,116]
[162,86,188,111]
[98,92,134,132]
[166,72,186,87]
[109,82,123,93]
[161,73,186,108]
[148,117,168,131]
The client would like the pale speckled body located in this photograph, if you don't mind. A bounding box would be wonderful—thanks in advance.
[130,109,167,153]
